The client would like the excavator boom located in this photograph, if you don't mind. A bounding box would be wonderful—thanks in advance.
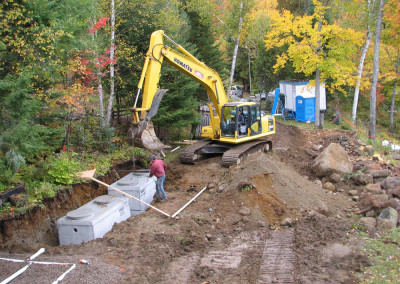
[131,30,276,166]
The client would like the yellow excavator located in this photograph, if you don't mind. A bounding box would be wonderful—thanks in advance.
[130,30,275,167]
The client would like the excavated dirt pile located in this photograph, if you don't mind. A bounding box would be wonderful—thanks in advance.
[0,122,370,283]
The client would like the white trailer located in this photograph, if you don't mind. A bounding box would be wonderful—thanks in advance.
[279,80,326,112]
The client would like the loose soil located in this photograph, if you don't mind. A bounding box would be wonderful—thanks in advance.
[0,122,369,283]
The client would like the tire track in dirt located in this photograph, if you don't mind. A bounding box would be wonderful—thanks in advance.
[161,230,268,283]
[257,228,295,284]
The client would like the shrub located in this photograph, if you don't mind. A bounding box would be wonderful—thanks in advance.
[46,153,79,185]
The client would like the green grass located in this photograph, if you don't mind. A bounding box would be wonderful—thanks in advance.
[357,228,400,283]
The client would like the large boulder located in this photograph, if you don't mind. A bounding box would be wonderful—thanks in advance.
[381,177,400,190]
[311,143,353,178]
[365,183,382,194]
[378,207,398,229]
[366,169,391,178]
[392,187,400,198]
[354,173,373,185]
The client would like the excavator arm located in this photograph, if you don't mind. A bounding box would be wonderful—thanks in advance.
[131,30,227,149]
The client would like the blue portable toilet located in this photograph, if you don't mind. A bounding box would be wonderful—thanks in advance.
[296,96,315,122]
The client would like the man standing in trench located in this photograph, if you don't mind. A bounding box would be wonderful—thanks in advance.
[149,155,168,202]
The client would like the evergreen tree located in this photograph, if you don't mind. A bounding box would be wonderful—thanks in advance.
[187,11,228,79]
[152,41,201,141]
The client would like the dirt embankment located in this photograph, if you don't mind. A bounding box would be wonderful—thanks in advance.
[0,122,368,283]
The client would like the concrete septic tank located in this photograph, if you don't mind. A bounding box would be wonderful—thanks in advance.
[108,170,156,216]
[57,195,130,246]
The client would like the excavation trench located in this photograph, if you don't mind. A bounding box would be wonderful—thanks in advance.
[0,161,134,249]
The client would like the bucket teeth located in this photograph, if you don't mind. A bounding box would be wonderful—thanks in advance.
[129,122,169,150]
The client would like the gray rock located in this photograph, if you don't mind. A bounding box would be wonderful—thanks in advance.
[367,169,391,178]
[354,173,374,185]
[392,187,400,198]
[352,196,360,202]
[317,201,330,216]
[364,164,382,171]
[312,144,323,151]
[218,185,225,192]
[314,179,323,187]
[330,173,342,183]
[280,218,293,226]
[239,207,251,216]
[366,211,376,217]
[365,183,382,194]
[207,183,215,189]
[371,194,389,208]
[378,207,398,227]
[381,177,400,190]
[359,217,376,228]
[311,143,353,177]
[348,190,359,196]
[383,198,400,210]
[305,149,318,157]
[377,219,397,230]
[323,182,336,192]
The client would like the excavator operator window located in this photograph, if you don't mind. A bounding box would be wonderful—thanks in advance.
[237,107,248,136]
[250,105,262,134]
[220,106,236,137]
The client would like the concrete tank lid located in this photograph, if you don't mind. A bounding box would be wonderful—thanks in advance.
[117,175,139,185]
[94,195,114,204]
[67,208,93,220]
[132,169,150,176]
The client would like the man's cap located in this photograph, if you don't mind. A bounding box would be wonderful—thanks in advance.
[149,155,156,160]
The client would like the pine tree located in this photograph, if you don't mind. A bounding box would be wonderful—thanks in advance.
[152,42,201,141]
[185,10,228,101]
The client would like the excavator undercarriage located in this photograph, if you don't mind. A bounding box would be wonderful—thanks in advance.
[179,139,272,167]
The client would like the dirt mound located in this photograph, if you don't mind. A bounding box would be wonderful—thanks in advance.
[0,122,365,283]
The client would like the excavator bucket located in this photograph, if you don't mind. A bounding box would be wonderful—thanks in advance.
[129,121,169,150]
[129,89,170,150]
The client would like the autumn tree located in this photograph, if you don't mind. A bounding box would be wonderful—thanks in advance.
[185,0,256,95]
[368,0,385,143]
[382,0,400,131]
[0,0,97,185]
[264,0,363,128]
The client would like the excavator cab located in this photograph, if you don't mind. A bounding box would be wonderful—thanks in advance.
[220,103,263,139]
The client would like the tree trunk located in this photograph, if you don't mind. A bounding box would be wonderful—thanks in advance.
[227,0,243,96]
[390,49,399,130]
[247,48,252,93]
[116,88,121,124]
[315,68,321,128]
[98,79,105,127]
[315,15,323,129]
[353,27,372,123]
[369,0,385,143]
[106,0,116,126]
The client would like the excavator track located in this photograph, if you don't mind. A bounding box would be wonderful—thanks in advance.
[221,140,272,167]
[179,139,214,164]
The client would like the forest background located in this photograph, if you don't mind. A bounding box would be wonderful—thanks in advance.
[0,0,399,207]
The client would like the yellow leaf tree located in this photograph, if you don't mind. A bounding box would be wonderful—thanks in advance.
[264,0,363,128]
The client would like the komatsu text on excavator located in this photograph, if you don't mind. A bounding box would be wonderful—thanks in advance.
[130,30,275,167]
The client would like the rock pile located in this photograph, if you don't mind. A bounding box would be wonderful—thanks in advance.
[310,142,400,232]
